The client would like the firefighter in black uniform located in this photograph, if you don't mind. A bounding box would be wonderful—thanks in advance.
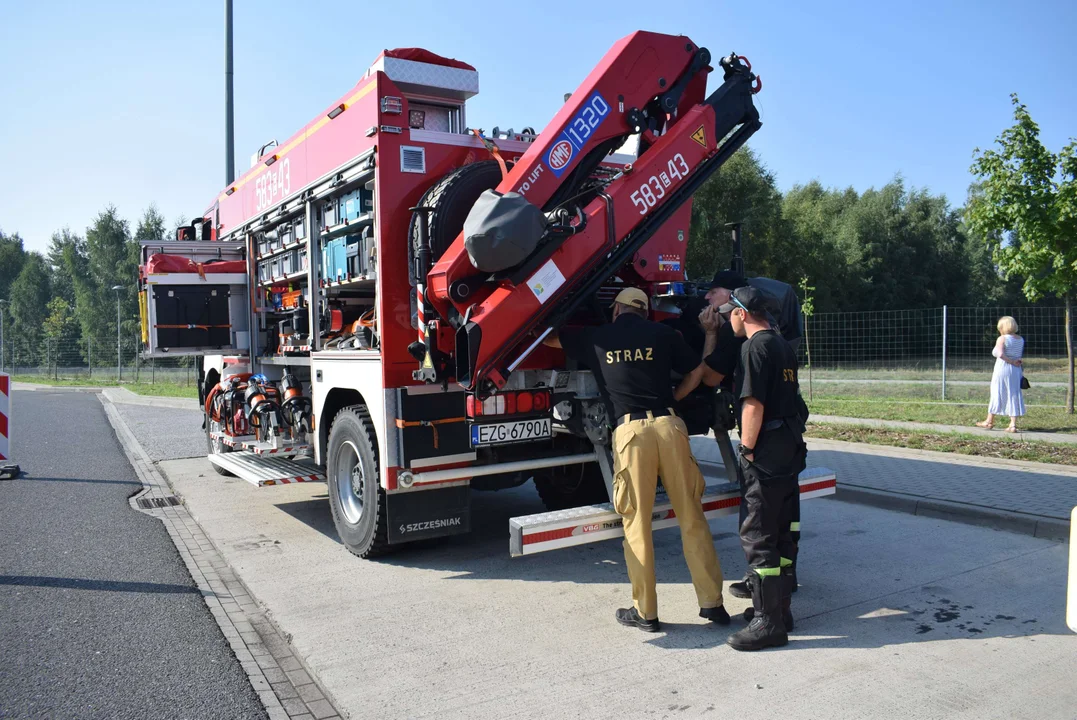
[545,287,729,632]
[700,271,802,600]
[719,286,807,651]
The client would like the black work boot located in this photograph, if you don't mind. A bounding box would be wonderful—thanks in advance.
[728,573,788,651]
[616,607,660,633]
[742,566,794,632]
[728,573,752,599]
[699,605,731,625]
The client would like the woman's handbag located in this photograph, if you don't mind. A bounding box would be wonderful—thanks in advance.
[1020,374,1030,390]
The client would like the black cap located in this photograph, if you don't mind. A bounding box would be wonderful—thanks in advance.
[708,270,746,290]
[717,286,773,316]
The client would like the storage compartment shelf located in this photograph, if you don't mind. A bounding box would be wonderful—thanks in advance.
[256,240,306,262]
[321,214,374,241]
[258,269,309,287]
[322,275,377,289]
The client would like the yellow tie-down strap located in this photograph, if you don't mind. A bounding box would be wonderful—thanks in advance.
[139,290,149,345]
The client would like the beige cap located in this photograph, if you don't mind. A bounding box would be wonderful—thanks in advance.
[611,287,649,311]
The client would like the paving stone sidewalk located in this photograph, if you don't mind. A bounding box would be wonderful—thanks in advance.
[692,432,1076,539]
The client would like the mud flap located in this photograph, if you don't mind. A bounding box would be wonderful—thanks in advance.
[387,485,471,544]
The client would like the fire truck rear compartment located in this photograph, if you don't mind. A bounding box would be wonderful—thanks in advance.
[153,33,838,559]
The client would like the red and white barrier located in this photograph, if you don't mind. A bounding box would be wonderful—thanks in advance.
[0,373,9,461]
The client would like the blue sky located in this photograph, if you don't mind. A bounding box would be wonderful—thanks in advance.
[2,0,1075,254]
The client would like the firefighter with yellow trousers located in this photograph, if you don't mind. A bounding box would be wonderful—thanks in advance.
[545,287,729,632]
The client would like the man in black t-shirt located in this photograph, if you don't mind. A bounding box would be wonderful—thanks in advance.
[701,271,803,603]
[546,287,728,633]
[719,287,807,651]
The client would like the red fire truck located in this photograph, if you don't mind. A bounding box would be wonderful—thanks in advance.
[138,32,835,559]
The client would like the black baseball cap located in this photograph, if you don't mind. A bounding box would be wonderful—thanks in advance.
[707,270,746,290]
[717,286,772,315]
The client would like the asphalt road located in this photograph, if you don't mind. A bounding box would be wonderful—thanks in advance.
[0,390,266,720]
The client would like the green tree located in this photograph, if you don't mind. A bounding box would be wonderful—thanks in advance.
[46,228,82,306]
[967,94,1077,412]
[781,179,976,312]
[0,229,27,302]
[688,147,794,283]
[42,297,81,377]
[77,206,139,348]
[43,297,81,340]
[781,182,859,312]
[9,253,51,363]
[135,205,168,244]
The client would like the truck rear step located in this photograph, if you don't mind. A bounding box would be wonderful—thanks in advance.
[239,440,312,456]
[509,467,836,557]
[211,432,255,449]
[210,432,310,457]
[208,451,325,487]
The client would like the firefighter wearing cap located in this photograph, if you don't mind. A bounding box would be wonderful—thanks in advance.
[700,270,802,601]
[545,287,729,632]
[719,286,807,651]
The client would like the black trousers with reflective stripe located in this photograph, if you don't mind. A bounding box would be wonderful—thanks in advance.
[738,424,802,570]
[738,478,799,563]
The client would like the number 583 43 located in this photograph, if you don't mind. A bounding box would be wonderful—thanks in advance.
[630,153,690,215]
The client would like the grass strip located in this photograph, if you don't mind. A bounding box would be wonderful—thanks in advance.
[13,375,198,399]
[808,397,1077,433]
[805,422,1077,466]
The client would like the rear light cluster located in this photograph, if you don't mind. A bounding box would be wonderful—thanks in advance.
[466,390,552,417]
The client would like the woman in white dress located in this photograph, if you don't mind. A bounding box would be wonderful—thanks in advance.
[976,316,1025,432]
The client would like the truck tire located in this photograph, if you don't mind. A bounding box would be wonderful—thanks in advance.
[326,405,390,558]
[534,463,609,511]
[205,418,234,477]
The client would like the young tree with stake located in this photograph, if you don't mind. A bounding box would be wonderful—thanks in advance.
[967,94,1077,413]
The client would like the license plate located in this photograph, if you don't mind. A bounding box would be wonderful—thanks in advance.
[470,418,552,447]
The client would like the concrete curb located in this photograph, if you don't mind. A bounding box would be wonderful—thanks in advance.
[100,396,344,720]
[830,486,1071,542]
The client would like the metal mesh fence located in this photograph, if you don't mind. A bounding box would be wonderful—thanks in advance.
[2,306,1072,404]
[801,306,1070,373]
[0,336,197,387]
[798,305,1073,405]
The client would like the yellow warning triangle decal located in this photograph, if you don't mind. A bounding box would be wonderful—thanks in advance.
[691,126,707,148]
[422,352,433,368]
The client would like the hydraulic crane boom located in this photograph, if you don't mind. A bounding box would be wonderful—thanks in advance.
[422,31,761,394]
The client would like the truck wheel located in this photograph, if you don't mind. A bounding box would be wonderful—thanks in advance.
[205,418,233,477]
[534,463,609,511]
[326,405,390,558]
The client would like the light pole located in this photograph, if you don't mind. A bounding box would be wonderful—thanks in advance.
[225,0,235,185]
[111,285,123,382]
